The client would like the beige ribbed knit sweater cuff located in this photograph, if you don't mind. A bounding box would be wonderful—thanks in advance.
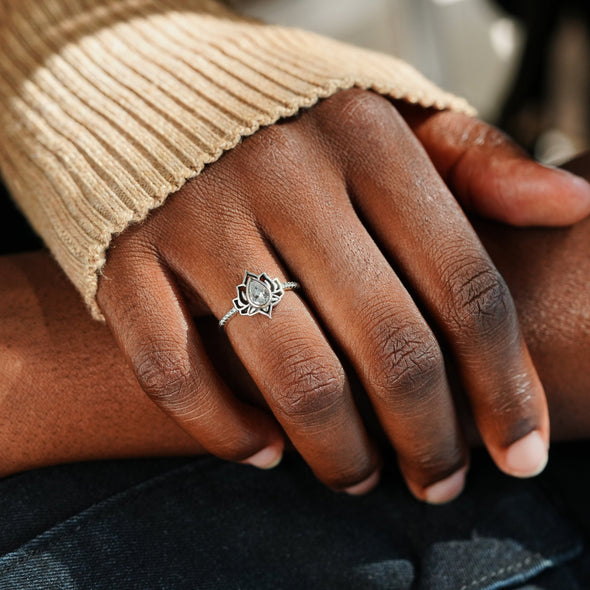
[0,0,475,318]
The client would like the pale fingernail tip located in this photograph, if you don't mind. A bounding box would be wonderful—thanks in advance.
[344,470,381,496]
[556,167,590,194]
[424,467,467,505]
[504,430,548,478]
[243,446,283,470]
[566,172,590,195]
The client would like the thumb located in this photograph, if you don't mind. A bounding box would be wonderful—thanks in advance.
[399,104,590,226]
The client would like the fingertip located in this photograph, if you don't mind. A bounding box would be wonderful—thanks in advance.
[501,430,549,478]
[557,168,590,216]
[493,160,590,227]
[424,467,468,504]
[407,466,468,505]
[535,165,590,225]
[242,443,284,470]
[343,468,382,496]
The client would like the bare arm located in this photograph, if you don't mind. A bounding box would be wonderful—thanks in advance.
[0,253,205,477]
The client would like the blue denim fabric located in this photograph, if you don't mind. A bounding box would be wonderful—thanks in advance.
[0,449,586,590]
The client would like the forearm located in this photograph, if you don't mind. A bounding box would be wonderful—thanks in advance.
[0,253,204,477]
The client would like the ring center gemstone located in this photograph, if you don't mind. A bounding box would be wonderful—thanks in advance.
[247,278,271,307]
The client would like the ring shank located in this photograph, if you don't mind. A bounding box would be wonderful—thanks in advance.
[219,308,239,328]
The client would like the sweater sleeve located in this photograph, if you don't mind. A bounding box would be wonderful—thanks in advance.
[0,0,474,319]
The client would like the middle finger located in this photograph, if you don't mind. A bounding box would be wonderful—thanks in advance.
[256,168,469,503]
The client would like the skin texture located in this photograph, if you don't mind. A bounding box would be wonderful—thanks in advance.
[95,89,590,501]
[1,190,590,482]
[0,163,587,503]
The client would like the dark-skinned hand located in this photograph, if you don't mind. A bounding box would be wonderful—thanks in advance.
[97,89,590,503]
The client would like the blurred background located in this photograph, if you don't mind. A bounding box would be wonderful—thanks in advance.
[235,0,590,164]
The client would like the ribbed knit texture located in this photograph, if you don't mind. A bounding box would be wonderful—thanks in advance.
[0,0,475,318]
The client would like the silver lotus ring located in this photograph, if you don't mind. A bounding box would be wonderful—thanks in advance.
[219,271,300,328]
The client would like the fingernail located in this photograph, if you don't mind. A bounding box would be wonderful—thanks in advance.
[424,467,467,504]
[556,167,590,190]
[344,469,381,496]
[242,446,283,470]
[504,430,548,477]
[544,165,590,194]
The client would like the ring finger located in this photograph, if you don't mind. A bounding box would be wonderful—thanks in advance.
[163,210,383,494]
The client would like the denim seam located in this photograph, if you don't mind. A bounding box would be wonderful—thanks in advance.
[458,543,582,590]
[0,458,213,575]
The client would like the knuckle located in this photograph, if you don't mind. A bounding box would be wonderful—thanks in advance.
[243,124,308,179]
[365,311,444,403]
[325,88,393,128]
[134,341,194,406]
[444,255,515,339]
[309,90,412,171]
[272,346,347,422]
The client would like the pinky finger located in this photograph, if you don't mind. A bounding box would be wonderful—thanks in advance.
[97,257,285,469]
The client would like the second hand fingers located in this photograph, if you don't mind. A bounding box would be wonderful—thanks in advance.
[343,96,549,478]
[398,105,590,225]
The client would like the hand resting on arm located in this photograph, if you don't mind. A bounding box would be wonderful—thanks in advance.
[1,152,590,487]
[95,89,590,502]
[2,0,590,504]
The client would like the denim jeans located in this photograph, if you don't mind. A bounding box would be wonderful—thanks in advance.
[1,182,589,589]
[0,447,588,589]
